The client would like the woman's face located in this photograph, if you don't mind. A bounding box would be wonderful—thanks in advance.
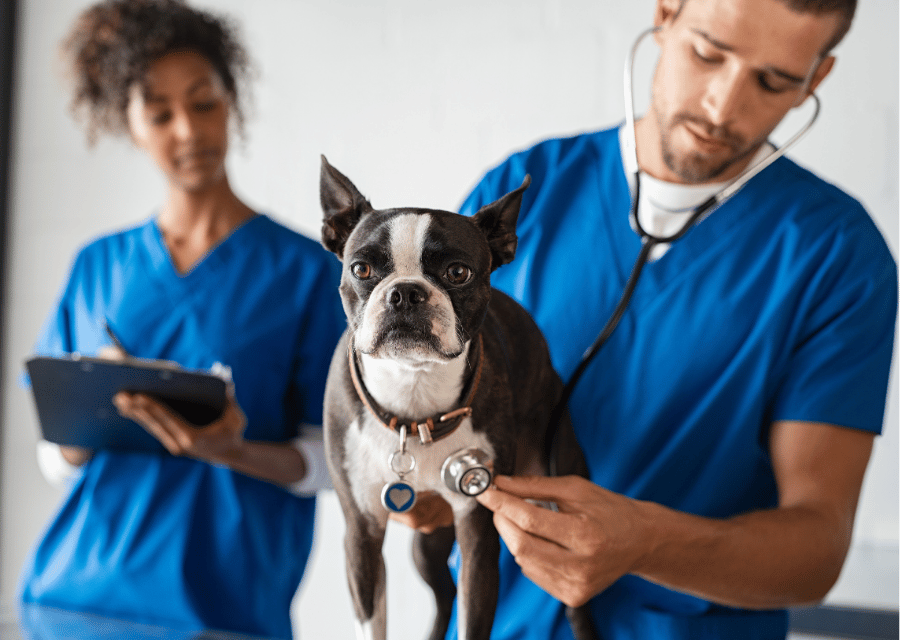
[126,51,232,192]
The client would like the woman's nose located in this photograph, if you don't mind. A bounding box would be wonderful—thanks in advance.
[171,109,199,141]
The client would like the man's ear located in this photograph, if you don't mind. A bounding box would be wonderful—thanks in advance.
[805,55,835,99]
[471,175,531,272]
[653,0,688,46]
[654,0,683,34]
[320,156,373,259]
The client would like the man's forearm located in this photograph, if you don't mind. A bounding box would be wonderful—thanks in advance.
[631,498,850,609]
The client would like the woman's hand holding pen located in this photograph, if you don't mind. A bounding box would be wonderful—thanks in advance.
[113,389,248,464]
[101,322,247,463]
[101,323,306,486]
[113,388,308,488]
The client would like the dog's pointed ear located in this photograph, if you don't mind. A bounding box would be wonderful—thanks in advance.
[471,174,531,271]
[320,155,373,258]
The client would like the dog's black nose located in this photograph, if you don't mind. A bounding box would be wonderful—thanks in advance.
[387,282,429,310]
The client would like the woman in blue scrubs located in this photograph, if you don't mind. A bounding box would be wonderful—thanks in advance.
[18,1,344,638]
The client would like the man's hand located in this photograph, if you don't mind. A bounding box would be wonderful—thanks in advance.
[475,474,651,607]
[477,422,875,611]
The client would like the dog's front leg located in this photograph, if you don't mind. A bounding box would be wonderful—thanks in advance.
[413,525,457,640]
[453,503,500,640]
[344,513,388,640]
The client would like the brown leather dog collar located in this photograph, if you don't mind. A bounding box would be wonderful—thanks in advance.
[348,335,484,444]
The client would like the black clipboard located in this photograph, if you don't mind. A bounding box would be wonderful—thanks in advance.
[26,355,229,453]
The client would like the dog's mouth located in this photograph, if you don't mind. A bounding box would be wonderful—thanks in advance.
[353,293,464,362]
[364,320,456,361]
[378,321,436,345]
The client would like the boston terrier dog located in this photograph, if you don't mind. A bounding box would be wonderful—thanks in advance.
[319,156,597,640]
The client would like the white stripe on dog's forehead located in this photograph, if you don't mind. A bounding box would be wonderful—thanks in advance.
[388,213,430,276]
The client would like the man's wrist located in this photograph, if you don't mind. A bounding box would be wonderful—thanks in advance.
[628,498,672,576]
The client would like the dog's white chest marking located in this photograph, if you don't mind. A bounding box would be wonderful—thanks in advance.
[358,350,467,418]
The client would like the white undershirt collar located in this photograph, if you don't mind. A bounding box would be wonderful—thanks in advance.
[618,125,775,260]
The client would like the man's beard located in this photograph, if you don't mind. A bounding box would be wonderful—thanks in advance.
[657,110,759,183]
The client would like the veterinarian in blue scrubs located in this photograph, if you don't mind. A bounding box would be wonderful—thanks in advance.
[17,2,344,638]
[442,1,897,639]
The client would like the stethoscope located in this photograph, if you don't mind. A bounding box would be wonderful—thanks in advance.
[410,29,823,504]
[547,27,822,465]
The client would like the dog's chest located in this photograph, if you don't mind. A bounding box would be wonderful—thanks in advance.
[344,411,494,516]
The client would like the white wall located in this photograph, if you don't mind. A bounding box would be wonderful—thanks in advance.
[2,1,896,637]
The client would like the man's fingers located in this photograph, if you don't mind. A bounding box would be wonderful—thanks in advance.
[492,474,570,498]
[477,486,575,547]
[491,511,595,606]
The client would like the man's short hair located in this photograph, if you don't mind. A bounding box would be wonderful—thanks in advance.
[782,0,857,52]
[675,0,856,54]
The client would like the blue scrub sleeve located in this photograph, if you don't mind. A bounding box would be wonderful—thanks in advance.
[33,253,86,357]
[772,217,897,433]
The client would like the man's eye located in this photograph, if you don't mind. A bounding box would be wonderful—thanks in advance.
[758,73,793,94]
[351,262,372,280]
[692,46,718,64]
[444,263,472,285]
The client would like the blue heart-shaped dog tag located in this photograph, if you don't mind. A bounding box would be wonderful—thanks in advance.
[381,481,416,513]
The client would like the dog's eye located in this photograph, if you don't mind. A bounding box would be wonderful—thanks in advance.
[444,263,472,285]
[351,262,372,280]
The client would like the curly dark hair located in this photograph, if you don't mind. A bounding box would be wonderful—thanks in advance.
[61,0,253,144]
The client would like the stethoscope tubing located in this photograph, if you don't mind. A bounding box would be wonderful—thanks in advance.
[547,26,822,470]
[624,28,821,245]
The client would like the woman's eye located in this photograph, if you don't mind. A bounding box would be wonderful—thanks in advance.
[151,111,172,125]
[351,262,372,280]
[445,263,472,285]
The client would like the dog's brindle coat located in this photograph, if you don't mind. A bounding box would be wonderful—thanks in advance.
[319,157,597,640]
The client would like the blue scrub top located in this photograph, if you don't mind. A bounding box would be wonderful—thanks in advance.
[447,127,897,640]
[19,214,346,639]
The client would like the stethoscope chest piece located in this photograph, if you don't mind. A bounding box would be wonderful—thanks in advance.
[441,448,493,497]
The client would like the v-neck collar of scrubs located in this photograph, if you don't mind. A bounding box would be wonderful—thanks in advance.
[603,126,779,314]
[144,213,265,284]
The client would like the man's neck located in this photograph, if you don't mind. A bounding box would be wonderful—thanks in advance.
[633,114,762,186]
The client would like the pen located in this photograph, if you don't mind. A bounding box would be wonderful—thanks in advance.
[104,321,132,358]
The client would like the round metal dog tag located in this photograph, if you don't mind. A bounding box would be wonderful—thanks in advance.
[381,481,417,513]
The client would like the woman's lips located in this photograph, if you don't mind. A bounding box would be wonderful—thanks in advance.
[177,149,219,168]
